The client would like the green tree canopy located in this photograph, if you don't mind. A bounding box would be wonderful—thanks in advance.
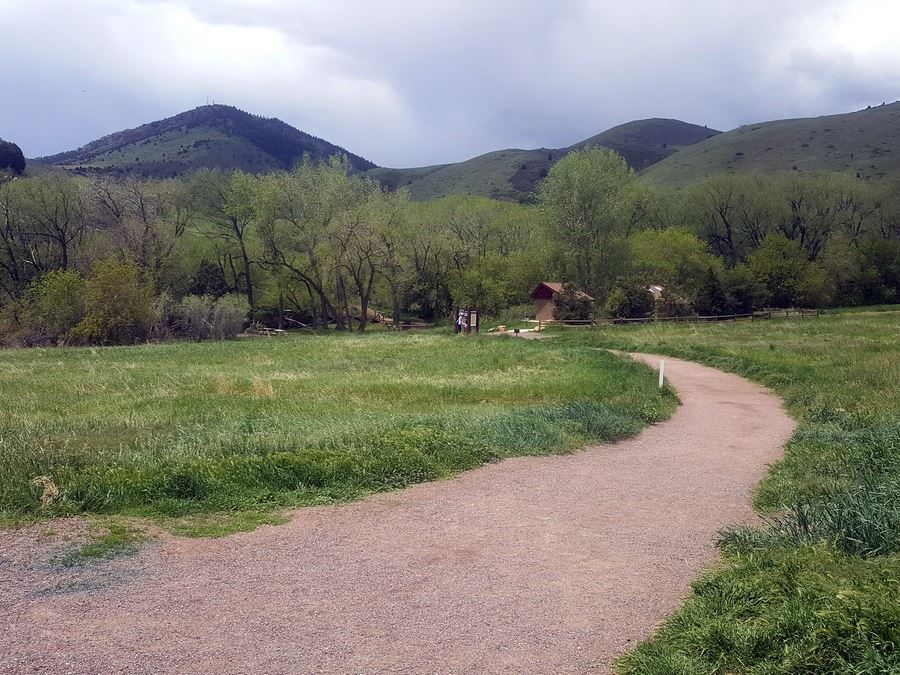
[70,259,156,344]
[627,227,723,300]
[537,146,635,299]
[747,234,830,308]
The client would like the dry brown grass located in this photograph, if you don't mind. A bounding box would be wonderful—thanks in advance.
[214,375,235,395]
[30,476,60,506]
[251,377,276,400]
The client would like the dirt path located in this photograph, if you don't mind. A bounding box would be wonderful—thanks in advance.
[0,354,795,674]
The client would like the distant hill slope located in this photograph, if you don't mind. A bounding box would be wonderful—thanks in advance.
[643,102,900,186]
[37,105,376,177]
[370,148,561,202]
[368,118,719,201]
[572,118,720,170]
[1,138,26,176]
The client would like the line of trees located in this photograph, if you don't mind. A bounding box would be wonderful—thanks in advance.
[1,148,898,345]
[539,148,900,318]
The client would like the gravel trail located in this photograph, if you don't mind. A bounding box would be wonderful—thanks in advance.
[0,353,795,674]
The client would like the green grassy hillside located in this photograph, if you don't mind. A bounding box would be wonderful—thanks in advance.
[370,119,719,202]
[371,148,560,202]
[643,101,900,187]
[363,163,451,191]
[37,105,375,178]
[574,118,719,170]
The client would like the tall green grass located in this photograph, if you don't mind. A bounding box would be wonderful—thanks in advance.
[0,333,675,525]
[556,310,900,673]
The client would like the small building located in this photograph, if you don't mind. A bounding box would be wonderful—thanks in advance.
[530,282,594,322]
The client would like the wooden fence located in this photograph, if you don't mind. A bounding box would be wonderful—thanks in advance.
[537,308,821,331]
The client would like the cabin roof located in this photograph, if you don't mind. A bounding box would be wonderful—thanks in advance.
[531,282,594,301]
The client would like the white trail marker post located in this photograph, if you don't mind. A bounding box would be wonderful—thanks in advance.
[658,359,665,389]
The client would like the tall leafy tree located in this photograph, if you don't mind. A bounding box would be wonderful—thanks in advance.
[257,158,347,328]
[537,146,635,299]
[190,170,259,307]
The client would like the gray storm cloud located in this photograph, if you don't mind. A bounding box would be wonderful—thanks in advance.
[1,0,898,166]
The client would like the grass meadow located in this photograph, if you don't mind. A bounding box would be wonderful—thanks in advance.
[554,309,900,674]
[0,333,675,531]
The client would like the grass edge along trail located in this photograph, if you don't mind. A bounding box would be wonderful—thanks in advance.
[0,333,676,541]
[552,310,900,674]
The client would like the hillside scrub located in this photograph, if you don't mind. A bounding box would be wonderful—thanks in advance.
[553,310,900,674]
[0,333,676,525]
[642,102,900,187]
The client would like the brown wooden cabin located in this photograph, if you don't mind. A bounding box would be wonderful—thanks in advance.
[531,282,594,322]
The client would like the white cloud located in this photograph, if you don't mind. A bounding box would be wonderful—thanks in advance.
[1,0,898,166]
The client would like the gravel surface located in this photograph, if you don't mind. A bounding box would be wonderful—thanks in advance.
[0,353,795,674]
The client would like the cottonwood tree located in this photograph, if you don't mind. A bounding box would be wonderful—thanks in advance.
[257,158,346,329]
[0,179,30,302]
[0,175,90,305]
[537,146,635,299]
[746,234,830,307]
[87,176,197,289]
[393,200,456,321]
[687,176,765,264]
[190,170,259,308]
[15,175,87,272]
[259,158,411,331]
[330,182,408,331]
[626,227,724,300]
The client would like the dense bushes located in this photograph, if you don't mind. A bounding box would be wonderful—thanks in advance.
[20,270,86,343]
[69,260,157,345]
[6,261,248,346]
[553,284,594,321]
[604,281,654,319]
[168,294,249,341]
[746,234,831,308]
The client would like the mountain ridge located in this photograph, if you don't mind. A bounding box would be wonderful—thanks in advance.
[32,106,722,198]
[367,118,720,201]
[38,104,376,177]
[642,101,900,186]
[34,101,900,200]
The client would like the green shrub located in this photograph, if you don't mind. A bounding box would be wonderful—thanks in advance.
[747,234,831,308]
[553,284,595,321]
[209,294,249,339]
[20,269,86,343]
[604,280,654,319]
[70,259,156,345]
[693,267,730,316]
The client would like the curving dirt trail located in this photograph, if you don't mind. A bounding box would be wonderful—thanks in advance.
[0,353,795,674]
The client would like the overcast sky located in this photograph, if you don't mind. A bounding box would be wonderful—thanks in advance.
[2,0,899,167]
